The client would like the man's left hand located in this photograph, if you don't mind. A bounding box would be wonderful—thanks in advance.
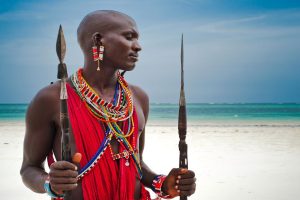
[162,168,196,198]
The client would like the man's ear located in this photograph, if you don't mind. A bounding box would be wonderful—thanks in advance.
[92,32,102,45]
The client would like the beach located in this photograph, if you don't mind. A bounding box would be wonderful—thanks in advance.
[1,119,300,200]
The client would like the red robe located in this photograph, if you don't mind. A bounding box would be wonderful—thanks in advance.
[66,83,151,200]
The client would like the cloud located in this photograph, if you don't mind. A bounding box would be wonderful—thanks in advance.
[189,10,300,41]
[194,15,266,32]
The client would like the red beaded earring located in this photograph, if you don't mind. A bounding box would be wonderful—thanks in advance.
[92,46,98,61]
[92,33,104,71]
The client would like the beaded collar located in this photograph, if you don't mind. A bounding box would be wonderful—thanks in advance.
[71,68,133,123]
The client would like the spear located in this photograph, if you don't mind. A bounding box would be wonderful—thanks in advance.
[56,25,71,162]
[178,34,188,200]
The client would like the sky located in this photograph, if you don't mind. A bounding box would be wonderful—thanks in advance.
[0,0,300,103]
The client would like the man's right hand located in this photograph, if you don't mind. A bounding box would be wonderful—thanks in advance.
[49,161,79,195]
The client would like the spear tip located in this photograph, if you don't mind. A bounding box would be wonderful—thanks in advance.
[56,25,66,63]
[179,33,186,111]
[180,33,184,90]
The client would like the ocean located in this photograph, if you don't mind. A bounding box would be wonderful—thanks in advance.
[1,103,299,124]
[0,104,28,120]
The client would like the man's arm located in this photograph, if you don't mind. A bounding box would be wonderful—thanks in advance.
[20,86,58,192]
[20,85,78,195]
[131,85,157,187]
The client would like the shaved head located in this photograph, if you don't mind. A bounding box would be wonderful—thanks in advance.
[77,10,136,53]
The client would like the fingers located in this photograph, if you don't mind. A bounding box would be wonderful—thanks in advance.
[48,160,80,194]
[49,169,78,193]
[49,168,78,178]
[176,177,196,185]
[50,161,77,171]
[174,169,196,197]
[178,169,195,178]
[50,177,78,184]
[170,168,195,177]
[176,183,196,191]
[50,183,78,193]
[175,181,196,197]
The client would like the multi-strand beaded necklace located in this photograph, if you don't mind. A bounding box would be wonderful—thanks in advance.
[71,68,142,179]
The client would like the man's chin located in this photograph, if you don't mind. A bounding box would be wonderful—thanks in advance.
[122,63,136,71]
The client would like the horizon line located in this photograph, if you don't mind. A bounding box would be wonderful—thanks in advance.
[0,102,299,105]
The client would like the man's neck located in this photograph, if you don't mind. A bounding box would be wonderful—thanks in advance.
[82,64,119,100]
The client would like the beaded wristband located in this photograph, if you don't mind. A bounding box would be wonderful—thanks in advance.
[152,175,172,199]
[44,179,65,199]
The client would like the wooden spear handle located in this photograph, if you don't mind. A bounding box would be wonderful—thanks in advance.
[56,25,71,162]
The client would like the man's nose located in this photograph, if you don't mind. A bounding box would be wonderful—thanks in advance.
[133,40,142,52]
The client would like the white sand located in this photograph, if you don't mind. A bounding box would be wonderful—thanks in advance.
[1,120,300,200]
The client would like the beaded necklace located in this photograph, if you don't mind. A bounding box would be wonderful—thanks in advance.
[71,69,133,123]
[71,68,142,179]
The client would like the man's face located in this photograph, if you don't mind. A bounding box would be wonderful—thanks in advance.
[102,18,142,71]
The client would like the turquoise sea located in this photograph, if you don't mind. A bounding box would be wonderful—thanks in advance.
[0,103,299,123]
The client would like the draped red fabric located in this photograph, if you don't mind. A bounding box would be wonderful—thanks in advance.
[66,83,151,200]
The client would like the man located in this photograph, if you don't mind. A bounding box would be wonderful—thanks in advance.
[20,10,196,200]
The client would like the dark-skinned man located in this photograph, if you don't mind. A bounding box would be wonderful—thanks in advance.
[20,10,196,200]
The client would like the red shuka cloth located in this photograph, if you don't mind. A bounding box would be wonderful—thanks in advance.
[66,84,151,200]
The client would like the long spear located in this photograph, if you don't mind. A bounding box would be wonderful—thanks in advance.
[56,25,71,162]
[178,34,188,200]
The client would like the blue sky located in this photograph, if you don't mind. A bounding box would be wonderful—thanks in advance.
[0,0,300,103]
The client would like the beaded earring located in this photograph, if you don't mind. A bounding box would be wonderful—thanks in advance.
[92,33,104,71]
[98,45,104,69]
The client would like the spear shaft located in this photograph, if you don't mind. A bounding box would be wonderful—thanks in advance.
[178,34,188,200]
[56,25,71,162]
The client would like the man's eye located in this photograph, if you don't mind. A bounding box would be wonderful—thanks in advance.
[125,34,133,40]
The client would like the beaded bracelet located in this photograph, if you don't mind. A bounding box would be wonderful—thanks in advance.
[44,178,65,199]
[152,175,172,199]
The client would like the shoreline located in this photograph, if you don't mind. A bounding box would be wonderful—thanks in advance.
[147,118,300,127]
[2,118,300,128]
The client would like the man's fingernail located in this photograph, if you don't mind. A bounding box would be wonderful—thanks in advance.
[177,190,180,193]
[175,185,178,189]
[75,166,77,171]
[177,175,181,179]
[181,168,188,173]
[176,180,179,184]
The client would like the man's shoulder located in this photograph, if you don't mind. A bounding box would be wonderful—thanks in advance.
[29,81,60,109]
[128,84,149,103]
[25,81,61,125]
[128,84,149,118]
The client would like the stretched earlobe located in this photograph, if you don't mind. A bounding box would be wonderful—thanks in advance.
[91,32,104,71]
[92,32,102,45]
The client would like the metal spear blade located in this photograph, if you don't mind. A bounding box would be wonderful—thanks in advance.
[178,34,186,131]
[178,34,187,142]
[178,34,188,200]
[181,34,184,90]
[56,25,66,63]
[179,34,186,107]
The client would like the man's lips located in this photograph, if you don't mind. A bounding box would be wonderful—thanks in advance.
[129,53,138,61]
